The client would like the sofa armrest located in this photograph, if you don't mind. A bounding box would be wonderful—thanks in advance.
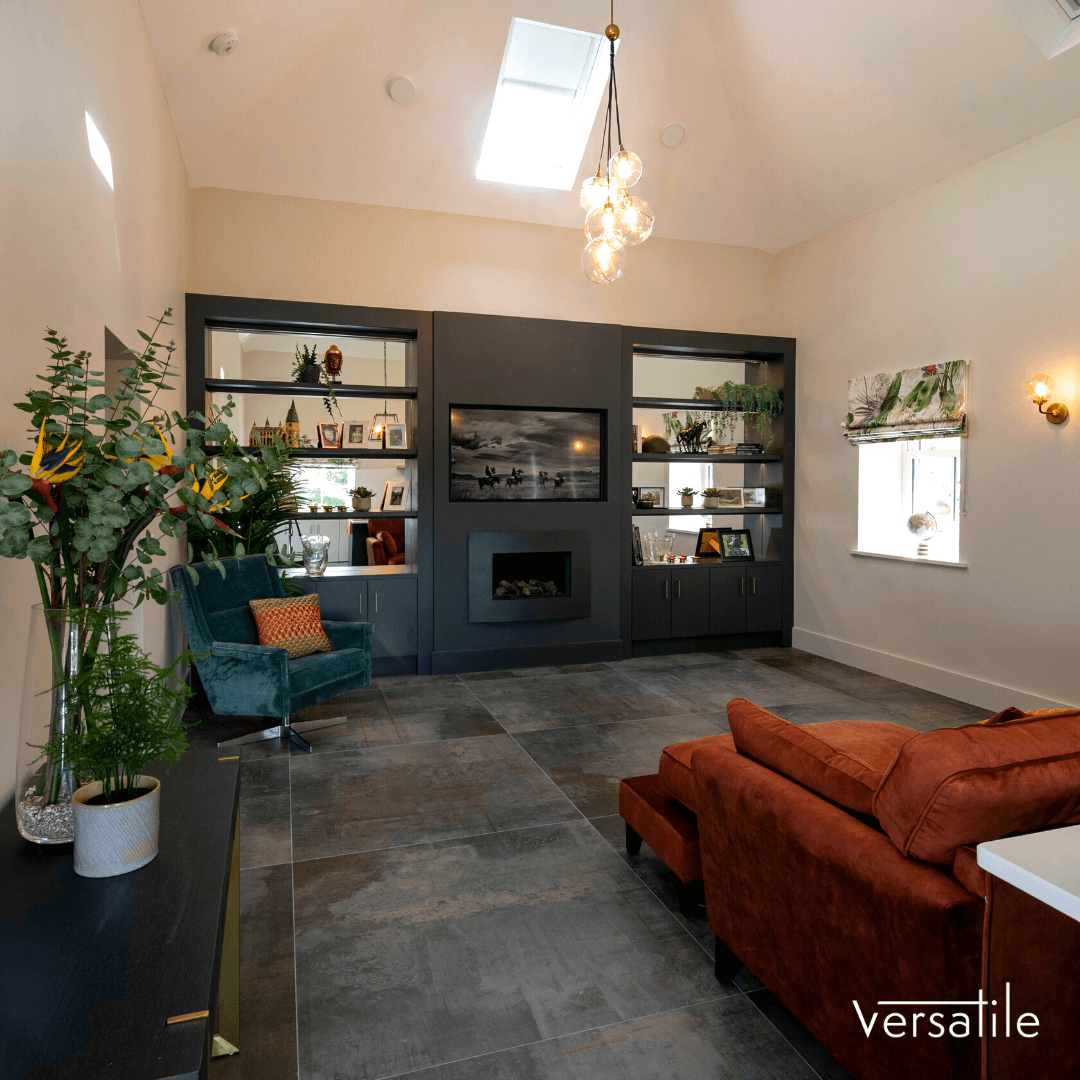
[196,639,291,718]
[322,620,373,652]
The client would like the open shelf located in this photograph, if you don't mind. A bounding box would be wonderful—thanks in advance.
[205,378,417,399]
[206,446,416,459]
[633,395,783,412]
[633,452,781,464]
[632,506,782,516]
[289,510,418,520]
[282,564,418,579]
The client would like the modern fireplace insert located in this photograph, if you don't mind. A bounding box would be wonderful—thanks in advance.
[469,531,591,622]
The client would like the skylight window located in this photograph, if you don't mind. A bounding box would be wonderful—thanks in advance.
[85,111,113,190]
[475,18,613,190]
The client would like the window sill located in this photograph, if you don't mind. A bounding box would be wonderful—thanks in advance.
[850,549,967,569]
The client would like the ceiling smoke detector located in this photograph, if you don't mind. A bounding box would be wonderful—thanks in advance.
[661,123,685,147]
[387,77,416,104]
[210,31,240,56]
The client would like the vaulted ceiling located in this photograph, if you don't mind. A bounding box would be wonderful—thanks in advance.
[139,0,1080,253]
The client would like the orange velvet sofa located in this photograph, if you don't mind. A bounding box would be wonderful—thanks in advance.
[619,700,1080,1080]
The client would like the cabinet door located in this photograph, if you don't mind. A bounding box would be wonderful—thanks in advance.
[745,563,782,633]
[632,569,671,640]
[316,579,366,622]
[670,566,711,638]
[709,565,747,635]
[369,578,418,658]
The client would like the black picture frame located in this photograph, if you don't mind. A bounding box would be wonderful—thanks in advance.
[693,527,734,560]
[719,529,755,562]
[635,486,664,509]
[449,404,606,501]
[631,524,643,566]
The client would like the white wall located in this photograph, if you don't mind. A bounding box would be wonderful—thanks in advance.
[0,1,191,806]
[777,115,1080,710]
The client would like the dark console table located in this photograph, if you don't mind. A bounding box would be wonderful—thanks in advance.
[0,749,241,1079]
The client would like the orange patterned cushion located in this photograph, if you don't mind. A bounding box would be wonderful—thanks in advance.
[248,595,332,659]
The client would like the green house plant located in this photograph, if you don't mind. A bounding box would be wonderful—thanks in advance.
[349,485,376,511]
[702,487,722,509]
[37,609,195,877]
[693,383,783,446]
[0,310,285,843]
[677,486,696,507]
[292,342,340,416]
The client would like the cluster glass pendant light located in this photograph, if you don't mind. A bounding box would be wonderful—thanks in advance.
[580,3,654,284]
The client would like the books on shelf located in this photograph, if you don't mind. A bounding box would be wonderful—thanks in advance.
[708,443,768,456]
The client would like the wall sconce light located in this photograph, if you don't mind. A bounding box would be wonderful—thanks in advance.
[1026,373,1069,424]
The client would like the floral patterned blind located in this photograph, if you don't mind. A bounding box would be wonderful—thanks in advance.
[843,361,967,443]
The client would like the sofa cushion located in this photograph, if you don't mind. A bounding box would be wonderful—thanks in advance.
[288,647,366,699]
[249,595,333,659]
[727,698,916,815]
[873,709,1080,864]
[659,733,735,813]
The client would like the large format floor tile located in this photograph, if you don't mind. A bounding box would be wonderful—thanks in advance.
[513,714,725,818]
[398,997,819,1080]
[462,668,686,733]
[289,734,580,861]
[292,820,724,1080]
[239,756,292,869]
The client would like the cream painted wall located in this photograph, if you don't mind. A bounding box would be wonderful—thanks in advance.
[190,188,777,334]
[0,1,191,806]
[776,115,1080,710]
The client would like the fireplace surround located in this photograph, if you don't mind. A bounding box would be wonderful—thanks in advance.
[468,531,591,623]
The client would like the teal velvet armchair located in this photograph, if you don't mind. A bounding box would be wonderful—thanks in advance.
[169,555,372,752]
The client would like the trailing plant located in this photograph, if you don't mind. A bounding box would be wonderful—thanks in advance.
[37,610,196,803]
[693,382,782,446]
[291,342,340,418]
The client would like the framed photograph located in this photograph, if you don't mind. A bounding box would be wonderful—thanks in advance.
[715,488,742,508]
[741,487,766,508]
[385,423,407,450]
[635,486,664,509]
[343,421,365,446]
[719,529,755,562]
[380,480,410,511]
[694,527,733,560]
[631,486,639,506]
[631,524,643,566]
[632,424,639,454]
[318,422,341,449]
[449,405,605,501]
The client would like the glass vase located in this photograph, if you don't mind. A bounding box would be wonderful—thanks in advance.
[302,535,330,577]
[16,607,110,844]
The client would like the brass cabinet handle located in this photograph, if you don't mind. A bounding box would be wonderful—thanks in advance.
[358,592,362,615]
[663,580,669,600]
[751,577,756,595]
[675,580,682,599]
[739,577,745,596]
[374,591,378,614]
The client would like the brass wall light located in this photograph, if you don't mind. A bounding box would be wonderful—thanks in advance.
[1026,373,1069,424]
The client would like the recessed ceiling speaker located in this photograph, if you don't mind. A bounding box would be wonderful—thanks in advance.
[210,31,239,56]
[387,77,416,104]
[661,123,685,147]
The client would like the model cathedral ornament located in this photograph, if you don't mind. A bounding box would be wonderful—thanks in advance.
[580,6,654,284]
[249,400,302,448]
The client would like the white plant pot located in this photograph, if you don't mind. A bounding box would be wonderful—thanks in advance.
[681,497,694,507]
[703,497,719,509]
[72,776,160,878]
[351,496,372,511]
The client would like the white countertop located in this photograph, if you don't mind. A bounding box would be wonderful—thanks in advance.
[977,825,1080,923]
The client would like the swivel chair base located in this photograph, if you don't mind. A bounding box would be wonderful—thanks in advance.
[217,715,347,754]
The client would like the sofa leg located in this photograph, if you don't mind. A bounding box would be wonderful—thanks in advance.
[676,879,705,918]
[713,936,742,984]
[625,822,643,857]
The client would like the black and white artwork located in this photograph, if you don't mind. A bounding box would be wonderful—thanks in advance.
[450,405,604,501]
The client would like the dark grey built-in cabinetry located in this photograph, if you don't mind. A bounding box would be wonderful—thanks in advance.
[632,563,782,641]
[290,571,418,675]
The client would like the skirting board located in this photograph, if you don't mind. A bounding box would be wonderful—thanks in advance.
[792,628,1076,713]
[432,639,623,676]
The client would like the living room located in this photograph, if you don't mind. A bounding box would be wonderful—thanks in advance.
[3,3,1080,1079]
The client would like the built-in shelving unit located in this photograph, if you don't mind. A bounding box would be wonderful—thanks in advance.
[289,510,419,520]
[632,394,782,412]
[205,446,416,460]
[205,378,417,400]
[633,452,782,464]
[632,506,782,516]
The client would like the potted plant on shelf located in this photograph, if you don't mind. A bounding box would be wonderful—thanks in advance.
[0,311,282,844]
[349,486,375,512]
[293,343,322,385]
[677,487,697,507]
[693,382,783,447]
[702,487,722,509]
[37,609,196,877]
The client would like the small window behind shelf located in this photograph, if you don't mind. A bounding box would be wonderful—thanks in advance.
[857,437,963,562]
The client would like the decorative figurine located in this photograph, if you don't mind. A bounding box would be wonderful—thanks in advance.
[324,344,344,384]
[285,400,301,447]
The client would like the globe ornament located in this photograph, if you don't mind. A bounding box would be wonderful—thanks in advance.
[907,512,938,557]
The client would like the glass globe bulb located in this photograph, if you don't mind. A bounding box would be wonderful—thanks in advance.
[609,148,642,188]
[582,237,626,284]
[613,196,654,247]
[1026,374,1053,403]
[583,202,627,248]
[580,173,608,211]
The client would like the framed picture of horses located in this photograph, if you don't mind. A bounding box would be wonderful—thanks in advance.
[449,405,605,501]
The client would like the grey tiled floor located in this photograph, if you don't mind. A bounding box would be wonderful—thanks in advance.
[204,647,989,1080]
